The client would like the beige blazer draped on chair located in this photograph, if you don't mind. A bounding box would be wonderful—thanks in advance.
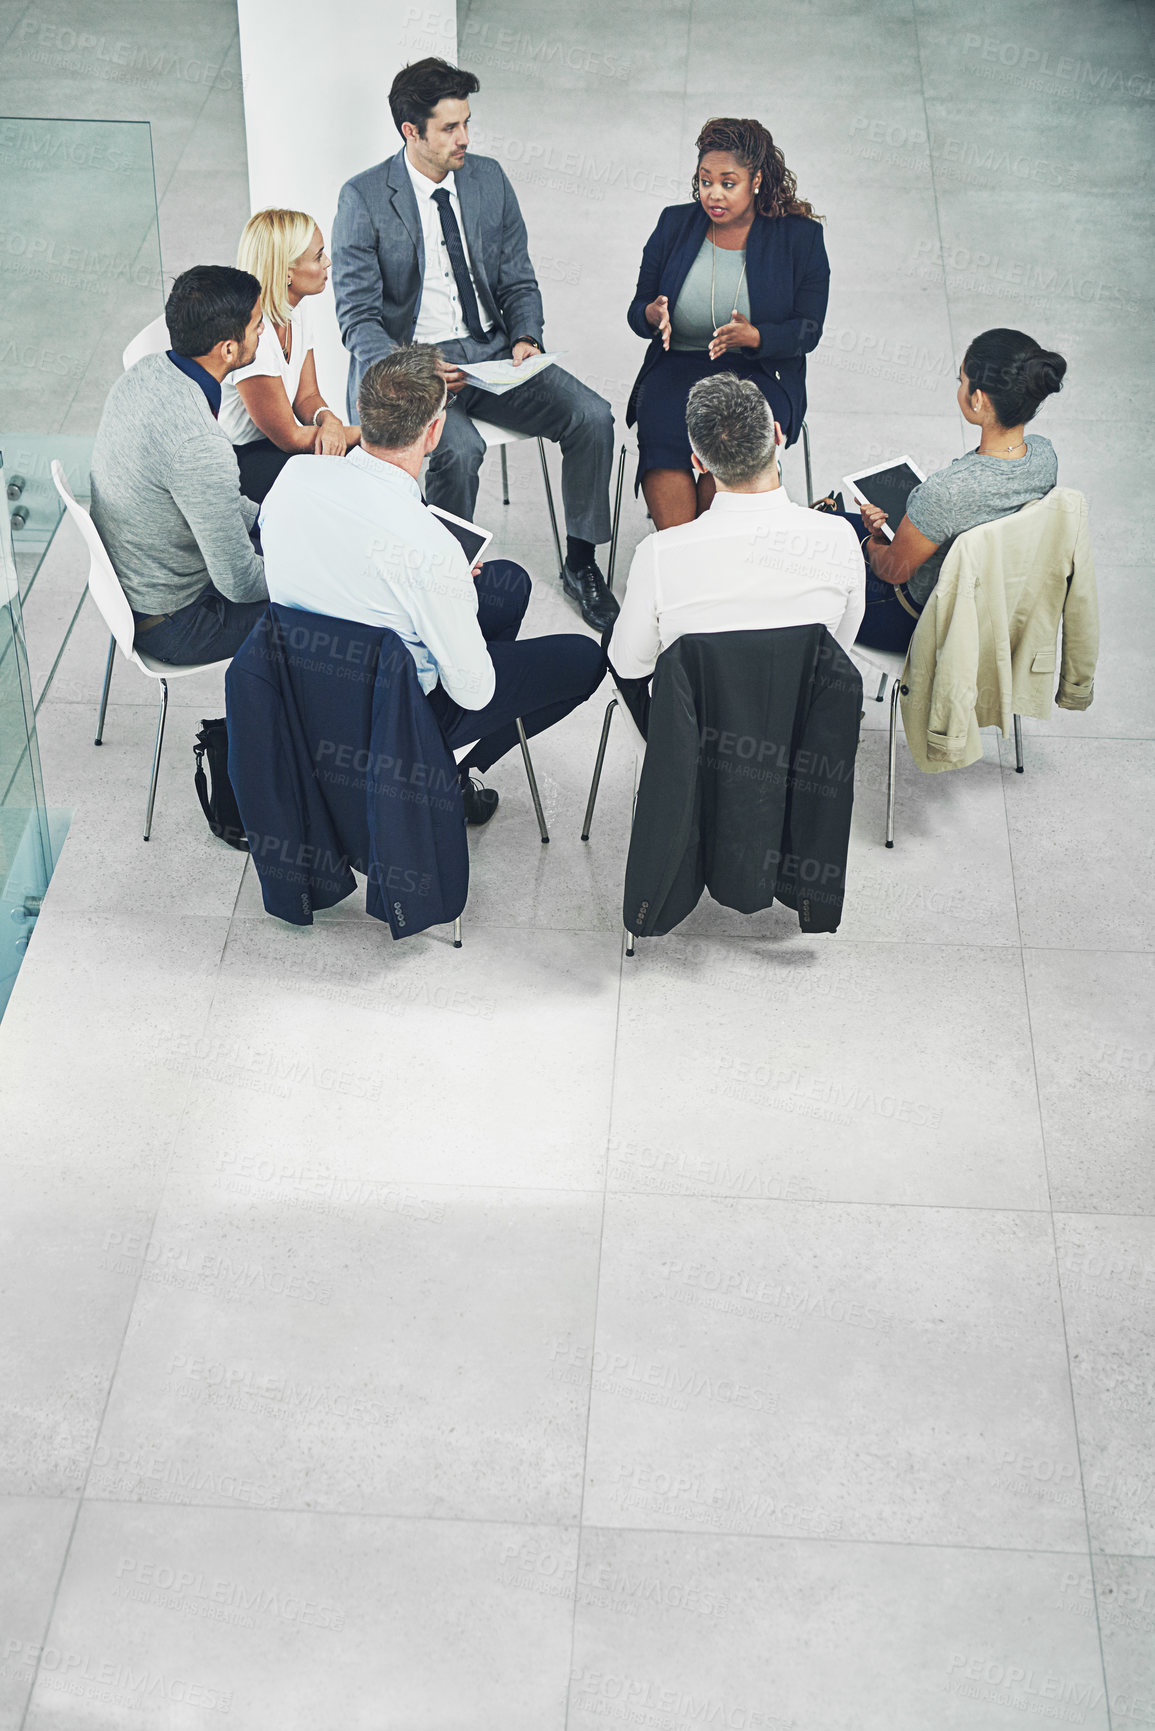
[899,487,1098,773]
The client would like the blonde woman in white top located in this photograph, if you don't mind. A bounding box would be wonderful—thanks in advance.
[221,208,361,502]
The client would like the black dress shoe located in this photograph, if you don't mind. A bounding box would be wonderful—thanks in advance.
[560,558,620,633]
[460,776,499,826]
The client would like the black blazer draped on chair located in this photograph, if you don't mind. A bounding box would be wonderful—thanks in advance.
[623,627,862,937]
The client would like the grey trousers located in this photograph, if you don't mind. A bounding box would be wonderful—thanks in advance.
[430,329,614,546]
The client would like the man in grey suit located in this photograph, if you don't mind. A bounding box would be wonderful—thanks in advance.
[332,56,619,633]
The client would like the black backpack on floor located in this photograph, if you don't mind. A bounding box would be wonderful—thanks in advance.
[193,718,249,851]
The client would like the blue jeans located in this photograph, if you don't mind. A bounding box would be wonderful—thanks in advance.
[427,560,605,773]
[133,585,268,666]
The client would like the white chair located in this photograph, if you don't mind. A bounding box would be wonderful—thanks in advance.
[448,721,550,948]
[851,642,1025,850]
[578,689,648,957]
[121,313,169,371]
[51,461,230,841]
[470,419,629,592]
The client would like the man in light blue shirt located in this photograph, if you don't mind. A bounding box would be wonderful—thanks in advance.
[259,343,604,824]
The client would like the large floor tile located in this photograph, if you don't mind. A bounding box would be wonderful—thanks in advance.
[1054,1214,1155,1555]
[0,1156,156,1496]
[168,922,620,1189]
[844,732,1019,943]
[23,1503,574,1731]
[1024,949,1155,1215]
[610,939,1047,1209]
[34,700,248,919]
[89,1181,601,1522]
[1001,739,1155,950]
[583,1194,1080,1548]
[0,912,227,1177]
[569,1529,1110,1731]
[1090,1554,1155,1726]
[0,1497,78,1729]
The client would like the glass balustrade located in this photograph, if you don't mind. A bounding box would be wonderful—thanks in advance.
[0,117,163,1015]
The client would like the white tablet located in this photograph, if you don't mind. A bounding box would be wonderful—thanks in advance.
[843,457,926,542]
[427,505,494,569]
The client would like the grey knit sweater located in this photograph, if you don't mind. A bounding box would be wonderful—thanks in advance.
[90,353,267,616]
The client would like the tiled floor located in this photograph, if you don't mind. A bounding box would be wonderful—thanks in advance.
[1,0,1153,1726]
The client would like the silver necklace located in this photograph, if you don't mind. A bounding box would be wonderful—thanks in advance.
[710,223,749,330]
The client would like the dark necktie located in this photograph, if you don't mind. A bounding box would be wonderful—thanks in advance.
[431,187,487,341]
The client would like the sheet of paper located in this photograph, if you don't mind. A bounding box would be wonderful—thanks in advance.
[455,350,564,394]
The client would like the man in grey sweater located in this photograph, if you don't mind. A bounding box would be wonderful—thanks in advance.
[90,265,271,665]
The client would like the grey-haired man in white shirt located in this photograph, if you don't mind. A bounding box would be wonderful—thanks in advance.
[608,374,865,729]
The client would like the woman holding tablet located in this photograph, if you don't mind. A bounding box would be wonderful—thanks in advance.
[854,328,1067,651]
[626,117,829,529]
[220,208,360,503]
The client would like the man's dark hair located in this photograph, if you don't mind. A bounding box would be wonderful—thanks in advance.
[359,344,447,449]
[165,265,261,358]
[389,57,480,138]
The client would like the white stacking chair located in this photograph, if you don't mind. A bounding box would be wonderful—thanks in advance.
[578,688,648,957]
[51,460,230,841]
[121,313,170,371]
[448,721,550,949]
[852,641,1025,850]
[470,419,629,592]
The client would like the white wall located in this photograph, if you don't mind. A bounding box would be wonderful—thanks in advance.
[236,1,456,409]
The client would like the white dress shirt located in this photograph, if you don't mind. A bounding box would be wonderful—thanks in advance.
[259,448,496,710]
[609,483,866,680]
[405,155,495,345]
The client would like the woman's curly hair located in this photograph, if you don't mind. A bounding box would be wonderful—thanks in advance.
[692,117,821,221]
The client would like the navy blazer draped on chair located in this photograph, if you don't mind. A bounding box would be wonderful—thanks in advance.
[226,606,468,939]
[626,203,830,445]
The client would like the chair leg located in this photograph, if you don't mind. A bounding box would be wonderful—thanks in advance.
[607,445,626,592]
[143,677,169,841]
[537,438,564,572]
[625,927,635,957]
[1013,713,1024,773]
[581,698,617,840]
[516,717,549,843]
[453,916,462,948]
[875,668,888,703]
[500,444,510,507]
[801,418,813,505]
[94,632,116,744]
[885,676,900,848]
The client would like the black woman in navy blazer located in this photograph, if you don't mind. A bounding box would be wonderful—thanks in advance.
[626,118,828,528]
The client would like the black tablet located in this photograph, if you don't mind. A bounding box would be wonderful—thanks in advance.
[843,458,927,542]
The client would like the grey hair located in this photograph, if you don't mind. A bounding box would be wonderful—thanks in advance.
[358,343,447,449]
[685,373,777,486]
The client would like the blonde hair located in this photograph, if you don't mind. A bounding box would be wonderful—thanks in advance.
[236,208,317,329]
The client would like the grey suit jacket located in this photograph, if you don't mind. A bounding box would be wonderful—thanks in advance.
[332,148,545,418]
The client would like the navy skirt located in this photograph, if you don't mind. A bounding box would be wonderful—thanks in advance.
[634,349,793,491]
